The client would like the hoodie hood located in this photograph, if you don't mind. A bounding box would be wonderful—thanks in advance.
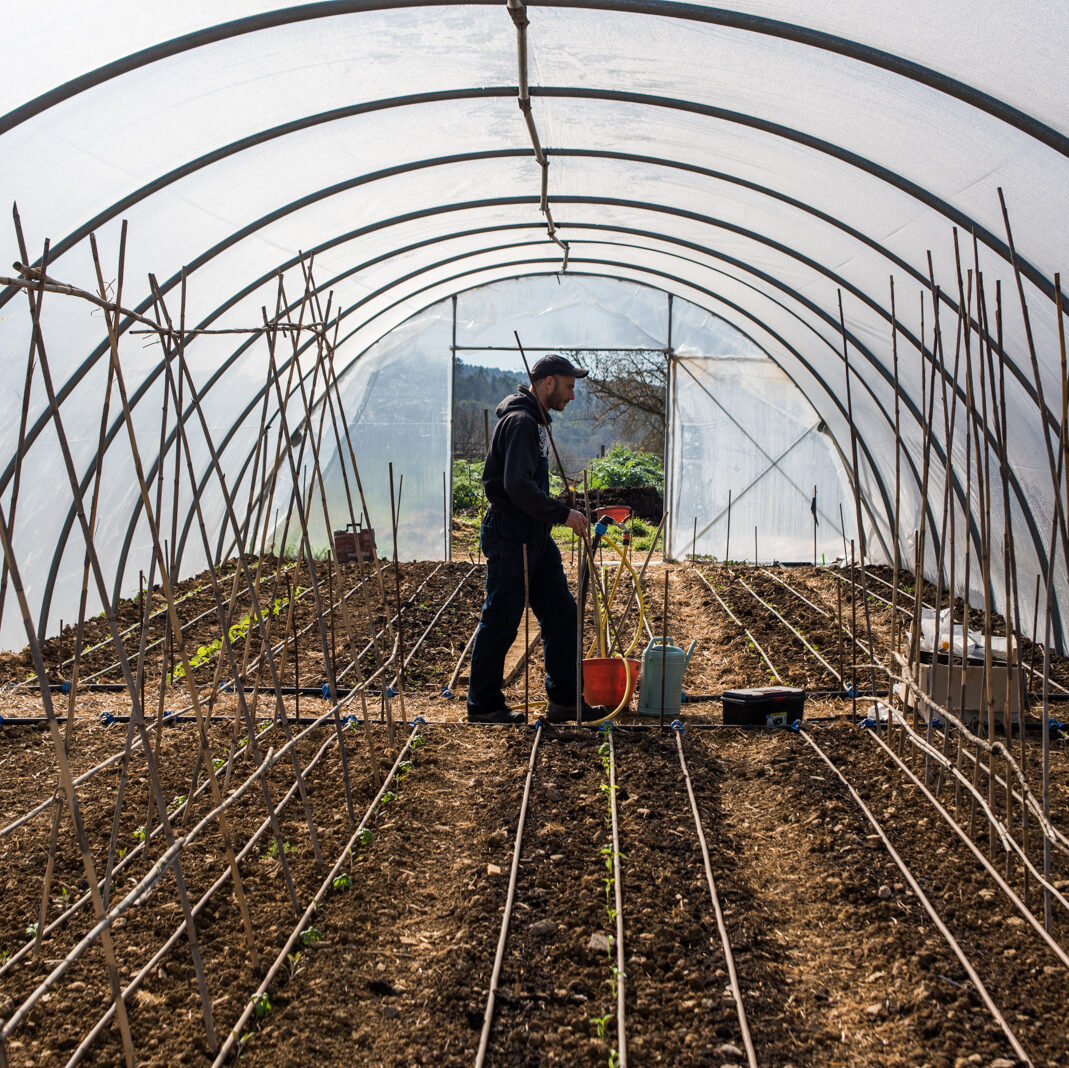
[495,386,551,424]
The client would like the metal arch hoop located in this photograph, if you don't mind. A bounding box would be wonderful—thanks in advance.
[3,0,1064,157]
[4,118,1062,510]
[32,193,1027,636]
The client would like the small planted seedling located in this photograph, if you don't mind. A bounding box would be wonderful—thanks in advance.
[410,735,425,751]
[590,1013,612,1039]
[23,923,38,942]
[212,756,226,771]
[380,791,397,806]
[266,839,296,859]
[169,795,187,812]
[133,825,146,843]
[357,828,373,847]
[300,926,322,947]
[250,992,272,1019]
[285,951,303,979]
[332,873,353,892]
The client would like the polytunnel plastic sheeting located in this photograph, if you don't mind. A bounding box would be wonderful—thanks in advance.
[666,355,856,564]
[455,274,670,352]
[298,304,455,562]
[1,0,1067,652]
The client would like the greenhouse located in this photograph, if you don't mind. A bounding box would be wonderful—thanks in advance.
[0,3,1067,1064]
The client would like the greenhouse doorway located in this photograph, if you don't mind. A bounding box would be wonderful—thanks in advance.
[449,345,668,560]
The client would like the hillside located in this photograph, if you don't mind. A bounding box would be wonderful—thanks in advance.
[453,359,653,473]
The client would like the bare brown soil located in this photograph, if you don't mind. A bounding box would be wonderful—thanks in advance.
[1,557,1068,1065]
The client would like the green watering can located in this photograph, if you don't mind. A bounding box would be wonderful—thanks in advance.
[637,637,697,718]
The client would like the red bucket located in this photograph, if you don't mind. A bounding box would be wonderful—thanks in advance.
[583,657,641,710]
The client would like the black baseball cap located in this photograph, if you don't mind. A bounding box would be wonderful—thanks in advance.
[529,354,589,380]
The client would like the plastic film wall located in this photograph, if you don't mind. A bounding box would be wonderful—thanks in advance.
[0,1,1067,651]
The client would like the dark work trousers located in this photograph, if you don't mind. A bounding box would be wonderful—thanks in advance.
[467,508,579,715]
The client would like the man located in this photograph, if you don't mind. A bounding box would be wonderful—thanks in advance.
[466,354,609,725]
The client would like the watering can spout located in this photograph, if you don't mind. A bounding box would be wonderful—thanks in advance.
[684,640,697,668]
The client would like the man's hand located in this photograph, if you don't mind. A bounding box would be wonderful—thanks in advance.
[564,509,589,537]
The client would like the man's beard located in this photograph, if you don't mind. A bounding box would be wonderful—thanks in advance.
[547,383,569,410]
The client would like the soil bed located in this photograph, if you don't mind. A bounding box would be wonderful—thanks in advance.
[2,558,1069,1065]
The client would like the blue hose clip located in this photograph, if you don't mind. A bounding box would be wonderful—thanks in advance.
[594,519,610,537]
[100,710,115,726]
[789,718,801,733]
[670,719,686,733]
[220,680,233,694]
[321,683,333,700]
[533,716,546,729]
[410,715,426,727]
[844,683,857,697]
[386,686,398,699]
[599,721,613,734]
[859,716,877,729]
[341,714,360,728]
[60,680,71,695]
[680,690,688,704]
[440,687,454,700]
[1049,719,1066,736]
[0,713,5,725]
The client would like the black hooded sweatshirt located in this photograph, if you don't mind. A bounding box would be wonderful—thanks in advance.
[482,387,571,530]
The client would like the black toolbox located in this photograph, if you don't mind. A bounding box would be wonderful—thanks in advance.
[722,686,805,726]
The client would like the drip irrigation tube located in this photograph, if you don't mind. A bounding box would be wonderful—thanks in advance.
[799,727,1033,1066]
[64,721,349,1065]
[606,730,628,1068]
[690,569,784,684]
[673,726,756,1067]
[210,724,421,1066]
[862,722,1069,961]
[475,722,544,1066]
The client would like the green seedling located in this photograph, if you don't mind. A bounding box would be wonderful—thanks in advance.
[590,1013,612,1039]
[357,828,373,847]
[608,1049,620,1068]
[169,795,187,811]
[285,951,303,979]
[0,948,11,964]
[380,791,397,806]
[250,992,272,1019]
[332,873,353,892]
[212,756,226,771]
[300,926,322,947]
[410,735,425,751]
[118,846,128,861]
[266,839,295,859]
[133,825,146,843]
[23,923,38,942]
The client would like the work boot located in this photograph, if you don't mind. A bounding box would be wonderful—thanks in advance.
[467,705,527,726]
[545,701,611,724]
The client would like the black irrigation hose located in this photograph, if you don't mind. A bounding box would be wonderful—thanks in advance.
[606,731,628,1067]
[211,724,421,1065]
[799,726,1032,1065]
[673,726,756,1067]
[475,722,544,1066]
[862,722,1069,964]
